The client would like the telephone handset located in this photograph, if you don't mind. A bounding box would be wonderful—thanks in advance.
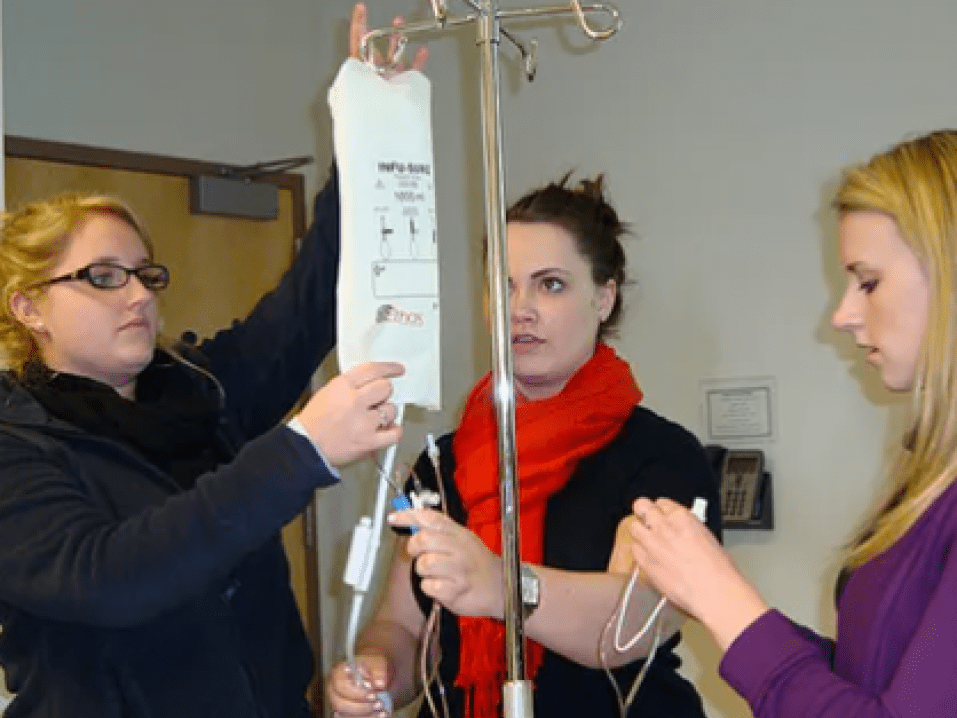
[707,446,773,530]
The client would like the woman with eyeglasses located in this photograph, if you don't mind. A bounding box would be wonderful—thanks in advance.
[0,9,426,714]
[0,182,405,717]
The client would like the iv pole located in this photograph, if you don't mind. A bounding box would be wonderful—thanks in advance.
[361,3,621,716]
[474,8,528,711]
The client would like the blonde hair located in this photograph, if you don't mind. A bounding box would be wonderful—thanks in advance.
[0,192,154,376]
[836,129,957,569]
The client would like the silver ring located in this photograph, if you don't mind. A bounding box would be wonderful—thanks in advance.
[378,406,390,429]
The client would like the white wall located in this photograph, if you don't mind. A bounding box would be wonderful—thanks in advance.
[6,1,957,717]
[4,0,339,199]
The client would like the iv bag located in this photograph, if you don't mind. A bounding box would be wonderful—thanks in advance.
[329,58,441,410]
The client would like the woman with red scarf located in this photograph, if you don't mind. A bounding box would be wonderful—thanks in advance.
[328,175,721,718]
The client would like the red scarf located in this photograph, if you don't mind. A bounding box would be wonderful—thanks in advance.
[452,342,641,718]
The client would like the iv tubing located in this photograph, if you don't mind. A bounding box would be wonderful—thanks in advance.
[598,569,667,718]
[600,499,707,716]
[614,571,668,652]
[344,404,406,694]
[420,433,451,718]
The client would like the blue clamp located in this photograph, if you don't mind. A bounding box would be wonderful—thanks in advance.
[390,494,418,535]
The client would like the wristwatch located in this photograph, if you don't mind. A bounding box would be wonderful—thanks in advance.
[520,563,540,620]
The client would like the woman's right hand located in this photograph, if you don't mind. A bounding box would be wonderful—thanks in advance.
[295,362,404,467]
[389,507,505,619]
[328,654,393,718]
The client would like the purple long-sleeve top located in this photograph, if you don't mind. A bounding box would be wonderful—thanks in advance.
[719,479,957,717]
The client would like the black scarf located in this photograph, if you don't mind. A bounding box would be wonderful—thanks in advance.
[24,356,225,489]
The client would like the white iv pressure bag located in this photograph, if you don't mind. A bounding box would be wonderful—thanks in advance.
[329,58,441,410]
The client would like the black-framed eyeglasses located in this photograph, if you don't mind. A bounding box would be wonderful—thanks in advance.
[28,262,170,292]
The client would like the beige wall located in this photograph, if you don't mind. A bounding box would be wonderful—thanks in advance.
[6,1,957,716]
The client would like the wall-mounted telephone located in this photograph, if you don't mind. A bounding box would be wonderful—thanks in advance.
[706,446,773,530]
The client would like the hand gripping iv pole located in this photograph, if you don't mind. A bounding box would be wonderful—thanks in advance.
[361,4,621,717]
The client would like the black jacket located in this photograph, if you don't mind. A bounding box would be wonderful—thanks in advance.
[410,406,722,718]
[0,169,342,718]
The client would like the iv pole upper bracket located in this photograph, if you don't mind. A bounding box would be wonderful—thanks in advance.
[359,0,620,76]
[500,28,538,81]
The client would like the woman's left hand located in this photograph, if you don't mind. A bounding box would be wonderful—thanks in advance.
[349,3,429,73]
[630,497,769,651]
[388,508,503,619]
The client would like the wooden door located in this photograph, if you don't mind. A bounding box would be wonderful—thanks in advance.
[4,136,324,710]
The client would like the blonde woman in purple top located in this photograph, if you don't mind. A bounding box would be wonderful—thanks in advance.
[625,129,957,717]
